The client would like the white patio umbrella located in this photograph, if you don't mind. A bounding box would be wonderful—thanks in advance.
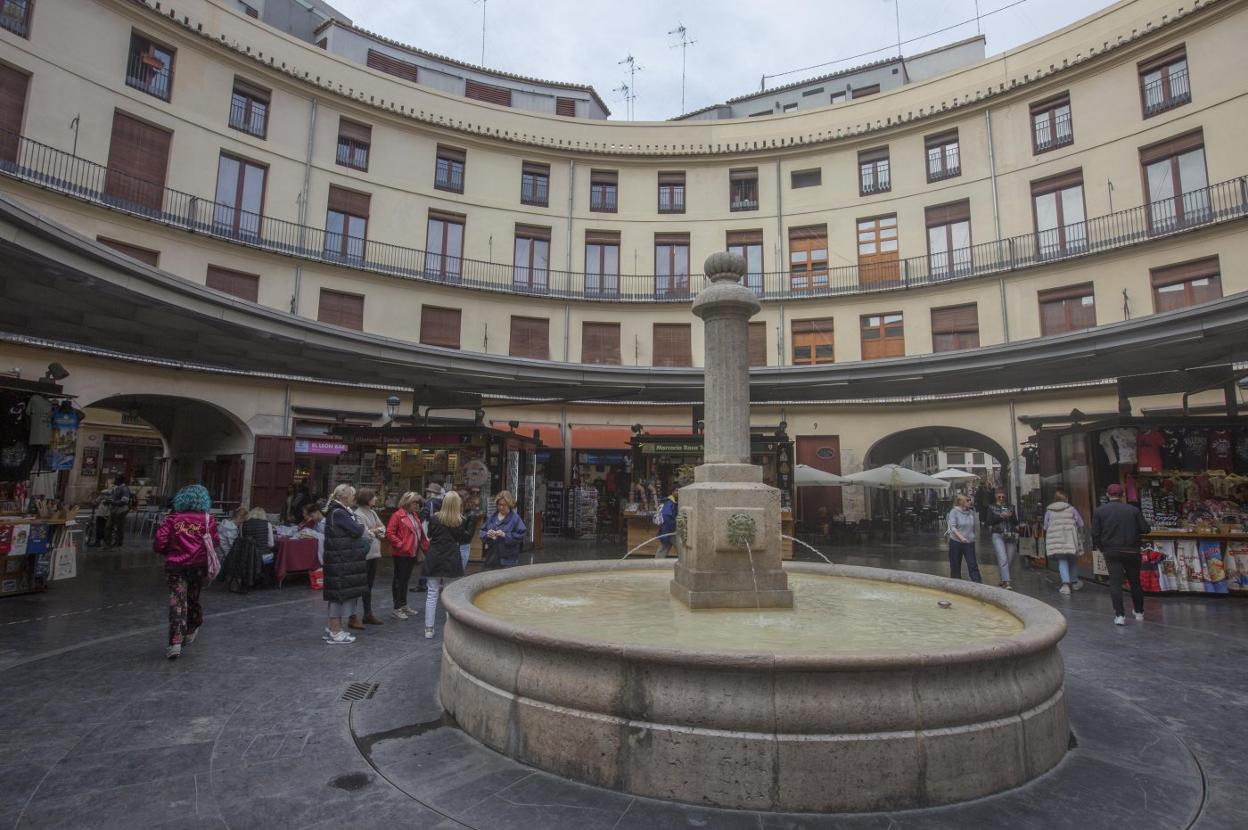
[931,468,981,482]
[794,464,847,487]
[842,464,949,545]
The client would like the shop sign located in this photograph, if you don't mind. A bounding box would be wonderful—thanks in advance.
[102,435,164,448]
[294,439,348,455]
[351,432,476,447]
[638,442,703,455]
[579,451,629,465]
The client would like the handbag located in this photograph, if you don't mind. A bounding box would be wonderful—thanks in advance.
[203,513,221,581]
[482,538,502,570]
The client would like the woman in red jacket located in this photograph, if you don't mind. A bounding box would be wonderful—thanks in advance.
[384,491,427,620]
[153,484,219,660]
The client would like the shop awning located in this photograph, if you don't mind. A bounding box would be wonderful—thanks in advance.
[492,422,562,447]
[572,425,688,449]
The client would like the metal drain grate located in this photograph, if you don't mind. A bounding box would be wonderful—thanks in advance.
[342,681,379,702]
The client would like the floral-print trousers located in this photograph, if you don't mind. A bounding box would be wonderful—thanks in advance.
[167,568,204,646]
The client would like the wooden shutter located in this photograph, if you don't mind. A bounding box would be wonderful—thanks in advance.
[555,96,576,116]
[726,229,763,246]
[852,84,880,98]
[1031,169,1084,196]
[788,224,826,242]
[250,435,295,513]
[367,49,419,82]
[420,306,461,349]
[327,184,370,218]
[465,79,512,107]
[338,118,371,144]
[658,171,685,186]
[0,63,28,162]
[1139,128,1204,164]
[653,323,692,367]
[515,223,551,241]
[1038,282,1094,303]
[581,322,621,365]
[317,288,364,330]
[925,199,970,226]
[105,111,172,211]
[590,170,617,185]
[584,229,620,245]
[748,322,767,367]
[654,232,690,246]
[97,236,159,267]
[206,265,260,302]
[931,303,978,334]
[1150,257,1220,288]
[522,161,550,177]
[509,316,549,359]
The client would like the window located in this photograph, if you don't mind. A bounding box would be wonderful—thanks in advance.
[1038,283,1096,335]
[585,230,620,296]
[857,214,899,285]
[931,304,979,352]
[424,210,465,281]
[1031,171,1086,258]
[830,91,847,104]
[228,78,269,138]
[858,148,890,195]
[658,171,685,214]
[97,237,159,267]
[946,452,967,465]
[852,84,880,99]
[654,233,690,298]
[590,169,617,212]
[420,306,461,349]
[1150,257,1222,313]
[0,63,29,163]
[1031,93,1073,153]
[240,3,258,17]
[726,229,764,294]
[792,318,834,365]
[556,97,577,117]
[521,161,550,207]
[730,168,758,211]
[788,225,828,292]
[324,185,369,261]
[317,288,364,330]
[512,224,551,292]
[366,49,418,82]
[860,313,904,360]
[653,323,692,367]
[125,32,174,102]
[1141,130,1209,232]
[925,200,972,279]
[434,145,465,193]
[748,110,771,118]
[465,79,512,107]
[749,322,768,367]
[0,0,33,38]
[782,102,798,113]
[213,153,266,238]
[206,265,260,303]
[972,453,986,465]
[582,322,621,365]
[1140,47,1190,117]
[925,130,960,182]
[104,111,171,213]
[336,119,371,171]
[791,168,822,189]
[509,316,549,360]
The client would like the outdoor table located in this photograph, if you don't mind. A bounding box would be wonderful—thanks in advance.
[275,537,319,586]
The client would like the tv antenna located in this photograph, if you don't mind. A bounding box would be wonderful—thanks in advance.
[472,0,488,65]
[613,82,634,120]
[618,54,642,120]
[668,24,696,114]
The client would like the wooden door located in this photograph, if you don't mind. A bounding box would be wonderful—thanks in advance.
[105,111,172,211]
[0,63,29,162]
[857,215,899,284]
[796,436,842,523]
[250,436,294,512]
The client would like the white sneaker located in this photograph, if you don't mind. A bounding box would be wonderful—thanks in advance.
[392,608,409,620]
[1113,615,1126,626]
[322,627,333,641]
[184,626,199,646]
[1134,611,1145,621]
[326,629,355,644]
[1059,584,1071,595]
[1072,579,1084,591]
[424,626,435,639]
[166,644,182,659]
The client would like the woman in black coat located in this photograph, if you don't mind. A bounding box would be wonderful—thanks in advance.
[322,484,369,645]
[421,491,472,640]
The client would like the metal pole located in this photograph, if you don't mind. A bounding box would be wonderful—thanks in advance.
[985,109,1009,343]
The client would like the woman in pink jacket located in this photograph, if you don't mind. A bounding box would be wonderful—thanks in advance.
[153,484,219,660]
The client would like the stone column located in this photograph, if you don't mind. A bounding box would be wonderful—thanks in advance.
[693,252,757,465]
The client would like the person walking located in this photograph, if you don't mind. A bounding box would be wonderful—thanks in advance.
[1092,483,1151,626]
[152,484,218,660]
[352,488,386,630]
[385,492,427,619]
[481,490,526,568]
[422,491,472,639]
[987,490,1020,590]
[946,494,982,582]
[103,475,133,549]
[321,484,370,644]
[655,488,680,559]
[1042,490,1086,595]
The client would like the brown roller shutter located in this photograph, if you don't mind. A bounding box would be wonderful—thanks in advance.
[206,265,260,302]
[726,229,763,246]
[925,129,958,150]
[788,224,827,242]
[317,288,364,330]
[729,167,757,182]
[104,111,172,211]
[420,306,461,349]
[654,232,690,245]
[1038,282,1093,303]
[427,207,466,224]
[791,318,833,334]
[0,63,28,162]
[1139,129,1204,164]
[509,316,549,359]
[858,146,889,164]
[338,118,371,144]
[590,170,617,185]
[581,322,621,365]
[931,303,978,334]
[367,49,419,82]
[515,223,552,241]
[925,199,970,227]
[653,323,692,367]
[233,77,270,103]
[852,84,880,98]
[555,97,576,117]
[1150,257,1220,288]
[327,184,370,218]
[748,322,767,367]
[658,171,685,186]
[465,79,512,107]
[97,236,159,267]
[1030,169,1084,196]
[584,229,619,244]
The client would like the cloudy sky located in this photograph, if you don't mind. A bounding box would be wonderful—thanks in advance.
[325,0,1116,120]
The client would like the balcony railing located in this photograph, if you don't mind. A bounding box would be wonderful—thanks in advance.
[1142,68,1191,116]
[0,0,32,37]
[125,51,172,102]
[1034,111,1073,152]
[590,187,617,212]
[0,128,1245,303]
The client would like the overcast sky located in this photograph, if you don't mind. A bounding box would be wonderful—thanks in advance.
[325,0,1117,120]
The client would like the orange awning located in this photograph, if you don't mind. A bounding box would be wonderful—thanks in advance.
[571,425,689,450]
[489,421,562,447]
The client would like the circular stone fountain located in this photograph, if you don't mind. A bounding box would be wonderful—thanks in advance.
[438,253,1069,812]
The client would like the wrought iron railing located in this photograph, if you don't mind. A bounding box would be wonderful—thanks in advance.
[1142,68,1191,116]
[0,129,1245,303]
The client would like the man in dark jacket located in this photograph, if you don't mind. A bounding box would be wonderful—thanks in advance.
[1091,483,1151,626]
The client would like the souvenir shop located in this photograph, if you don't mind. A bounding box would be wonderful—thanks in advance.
[1029,410,1248,595]
[1,373,82,597]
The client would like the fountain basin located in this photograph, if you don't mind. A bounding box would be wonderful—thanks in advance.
[439,560,1069,812]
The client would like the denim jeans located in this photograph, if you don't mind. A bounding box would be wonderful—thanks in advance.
[424,577,444,627]
[1057,556,1080,585]
[991,533,1017,582]
[948,540,982,582]
[459,544,470,572]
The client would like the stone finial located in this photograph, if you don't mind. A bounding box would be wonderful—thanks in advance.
[704,251,747,284]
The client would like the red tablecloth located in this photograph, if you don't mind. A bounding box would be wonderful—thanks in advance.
[275,538,319,586]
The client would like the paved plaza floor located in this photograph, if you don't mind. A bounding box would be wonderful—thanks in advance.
[1,534,1245,829]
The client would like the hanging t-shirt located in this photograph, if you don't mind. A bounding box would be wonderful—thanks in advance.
[1161,429,1184,470]
[1136,430,1165,472]
[1098,428,1138,466]
[1207,429,1234,472]
[1180,429,1208,472]
[27,395,53,446]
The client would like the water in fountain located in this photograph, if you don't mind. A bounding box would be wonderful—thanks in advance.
[781,533,835,566]
[743,539,763,615]
[588,535,669,594]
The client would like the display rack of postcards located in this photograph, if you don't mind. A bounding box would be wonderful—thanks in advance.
[572,486,598,539]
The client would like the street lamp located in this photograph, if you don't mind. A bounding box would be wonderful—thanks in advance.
[385,394,401,422]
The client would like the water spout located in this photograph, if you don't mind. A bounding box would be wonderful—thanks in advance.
[781,534,835,566]
[743,540,762,613]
